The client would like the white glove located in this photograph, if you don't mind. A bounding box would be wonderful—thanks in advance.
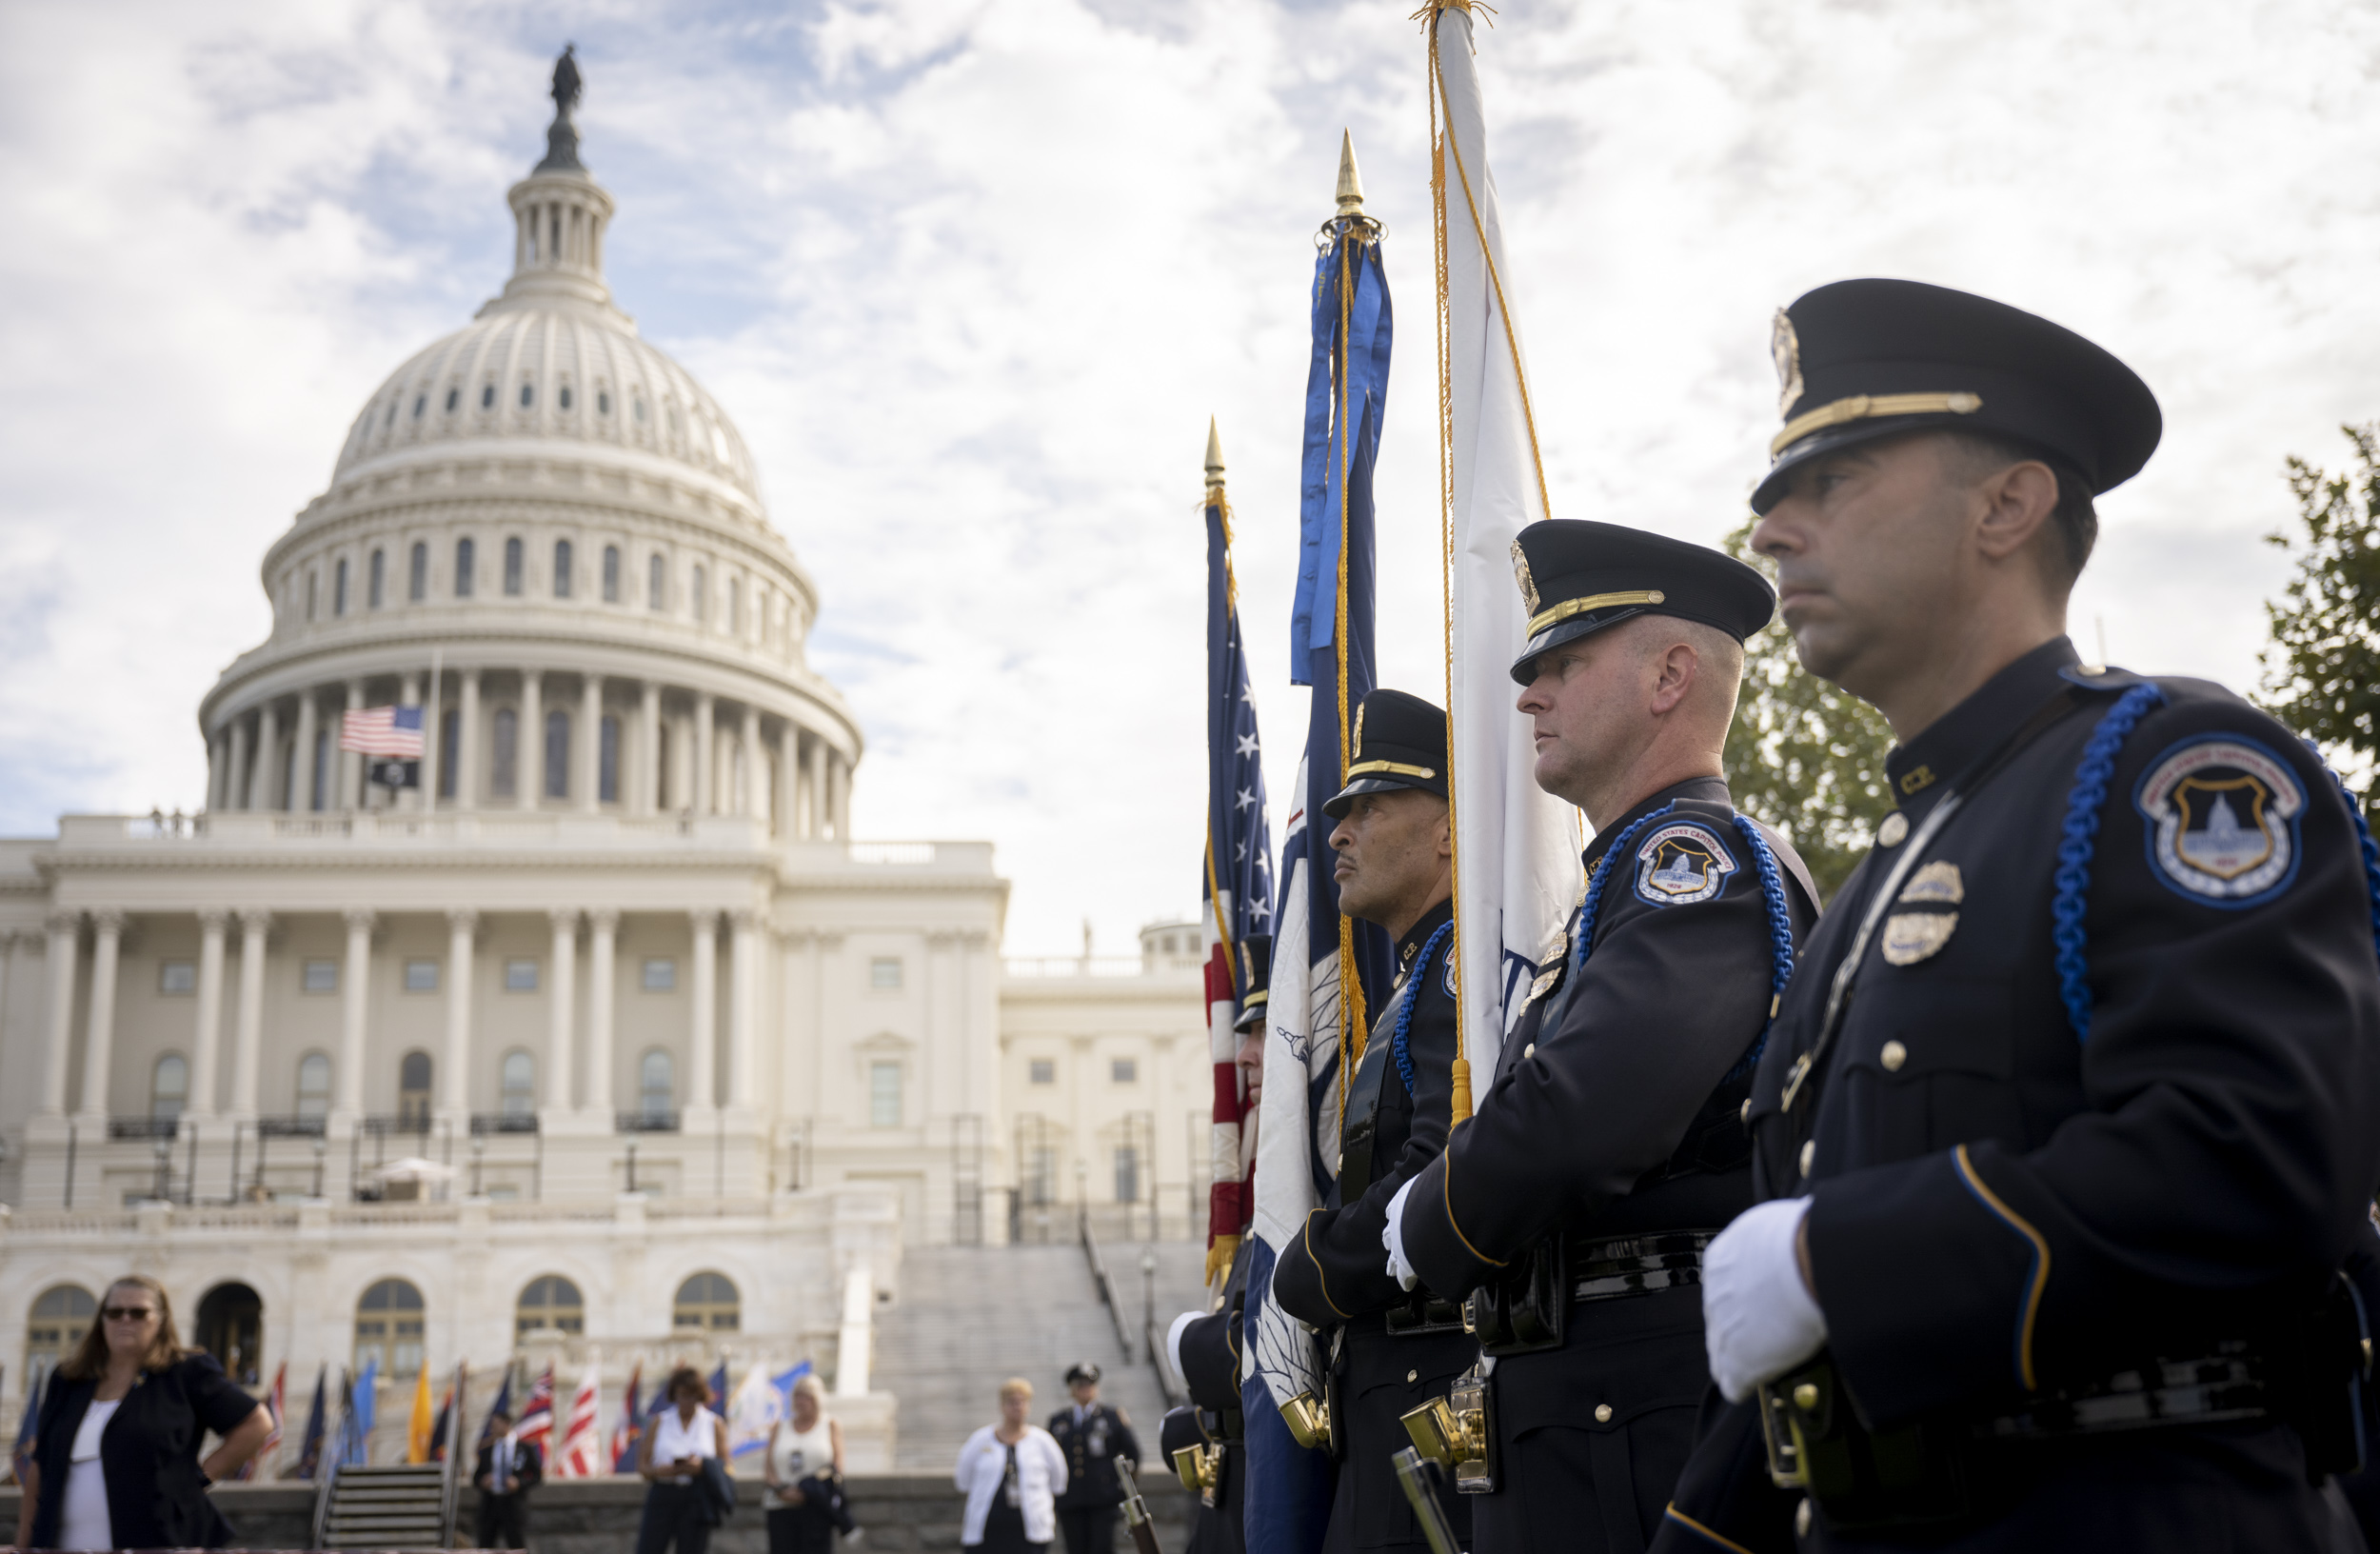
[1702,1197,1828,1403]
[1382,1177,1420,1291]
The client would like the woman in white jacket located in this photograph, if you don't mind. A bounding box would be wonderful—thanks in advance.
[955,1378,1067,1552]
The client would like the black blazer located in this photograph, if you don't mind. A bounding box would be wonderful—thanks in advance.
[29,1351,261,1550]
[473,1436,544,1496]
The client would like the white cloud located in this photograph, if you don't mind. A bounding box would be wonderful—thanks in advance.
[2,0,2376,953]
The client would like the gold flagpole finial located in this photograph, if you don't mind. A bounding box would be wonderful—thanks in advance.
[1335,129,1365,219]
[1204,416,1225,491]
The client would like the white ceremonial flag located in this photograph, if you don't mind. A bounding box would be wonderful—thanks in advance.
[1428,2,1579,1098]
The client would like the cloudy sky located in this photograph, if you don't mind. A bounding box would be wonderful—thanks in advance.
[3,0,2376,954]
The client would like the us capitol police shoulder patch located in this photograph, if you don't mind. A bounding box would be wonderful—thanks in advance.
[2132,734,2307,906]
[1633,822,1737,906]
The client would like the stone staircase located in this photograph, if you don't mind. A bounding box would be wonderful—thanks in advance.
[320,1462,448,1548]
[873,1239,1215,1468]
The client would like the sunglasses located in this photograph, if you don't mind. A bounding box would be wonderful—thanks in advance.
[103,1307,157,1322]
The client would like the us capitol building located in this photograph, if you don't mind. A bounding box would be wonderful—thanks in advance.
[0,69,1209,1466]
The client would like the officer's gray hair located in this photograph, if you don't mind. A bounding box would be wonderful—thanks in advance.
[1938,428,2097,584]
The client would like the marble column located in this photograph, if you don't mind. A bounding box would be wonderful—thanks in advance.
[335,908,372,1120]
[457,669,482,811]
[693,694,715,818]
[581,676,604,812]
[585,909,617,1116]
[639,683,662,816]
[188,908,228,1118]
[804,736,827,841]
[293,692,320,813]
[445,910,478,1116]
[775,724,796,839]
[231,910,269,1118]
[728,908,760,1108]
[249,703,281,810]
[520,671,545,809]
[76,909,125,1123]
[830,752,851,839]
[40,910,79,1116]
[227,717,251,816]
[206,734,225,812]
[741,706,762,819]
[341,680,365,809]
[688,911,718,1113]
[547,909,579,1109]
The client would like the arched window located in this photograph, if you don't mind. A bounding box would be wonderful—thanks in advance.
[334,557,349,616]
[501,1051,535,1119]
[408,542,427,602]
[150,1054,188,1122]
[640,1050,674,1122]
[445,387,459,413]
[504,537,524,596]
[398,1051,432,1129]
[481,384,495,409]
[647,554,664,609]
[552,539,573,599]
[25,1285,96,1393]
[412,394,425,419]
[296,1052,331,1120]
[692,565,707,622]
[602,546,620,603]
[519,382,534,408]
[455,538,476,598]
[367,548,385,608]
[598,389,612,416]
[600,715,621,804]
[545,709,570,799]
[491,708,518,797]
[194,1283,263,1385]
[354,1279,425,1377]
[672,1272,740,1331]
[516,1275,585,1339]
[559,385,573,411]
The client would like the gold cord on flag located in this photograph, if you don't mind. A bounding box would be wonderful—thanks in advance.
[1426,0,1549,1127]
[1333,229,1373,1146]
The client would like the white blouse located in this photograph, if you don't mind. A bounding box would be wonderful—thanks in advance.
[771,1414,835,1487]
[649,1405,720,1467]
[60,1398,121,1552]
[954,1424,1066,1545]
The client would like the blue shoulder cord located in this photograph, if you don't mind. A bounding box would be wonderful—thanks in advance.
[2053,681,2380,1041]
[1564,801,1798,1078]
[1390,918,1458,1096]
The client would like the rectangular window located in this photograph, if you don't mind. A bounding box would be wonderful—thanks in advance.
[404,959,439,993]
[868,1062,902,1128]
[600,715,620,804]
[158,961,196,995]
[648,553,664,609]
[553,538,573,599]
[438,708,459,798]
[603,546,621,603]
[869,957,902,990]
[642,957,677,991]
[334,557,348,615]
[408,542,427,602]
[1114,1146,1140,1205]
[455,538,475,598]
[504,537,524,596]
[505,958,539,992]
[302,959,338,993]
[545,710,570,799]
[491,708,518,798]
[1028,1059,1055,1086]
[1110,1058,1138,1085]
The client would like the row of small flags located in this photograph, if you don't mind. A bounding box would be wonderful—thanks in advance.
[7,1354,813,1483]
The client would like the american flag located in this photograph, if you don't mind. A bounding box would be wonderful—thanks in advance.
[339,705,425,757]
[514,1365,556,1457]
[1200,426,1274,1285]
[554,1363,603,1478]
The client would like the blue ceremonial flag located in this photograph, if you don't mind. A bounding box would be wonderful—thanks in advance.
[291,1365,327,1480]
[708,1360,729,1409]
[1200,422,1276,1285]
[343,1361,377,1467]
[477,1366,515,1451]
[1245,132,1397,1554]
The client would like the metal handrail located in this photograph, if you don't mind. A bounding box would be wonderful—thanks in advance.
[1077,1205,1138,1355]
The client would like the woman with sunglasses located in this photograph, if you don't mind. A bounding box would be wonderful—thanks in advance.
[14,1274,274,1550]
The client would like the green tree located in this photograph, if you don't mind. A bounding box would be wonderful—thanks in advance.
[2258,424,2380,803]
[1719,523,1898,901]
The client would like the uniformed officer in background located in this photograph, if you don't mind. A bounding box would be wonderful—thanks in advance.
[1655,278,2380,1552]
[1049,1362,1140,1554]
[1378,524,1817,1554]
[1269,689,1475,1554]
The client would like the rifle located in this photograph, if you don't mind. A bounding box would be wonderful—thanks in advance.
[1392,1447,1461,1554]
[1116,1455,1163,1554]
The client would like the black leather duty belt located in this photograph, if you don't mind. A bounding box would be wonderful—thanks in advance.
[1569,1230,1715,1305]
[1978,1349,2267,1441]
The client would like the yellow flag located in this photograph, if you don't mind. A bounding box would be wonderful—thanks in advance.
[406,1365,434,1464]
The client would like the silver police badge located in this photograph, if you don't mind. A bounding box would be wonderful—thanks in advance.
[1880,861,1963,966]
[1634,823,1737,906]
[1772,308,1805,418]
[2134,735,2305,906]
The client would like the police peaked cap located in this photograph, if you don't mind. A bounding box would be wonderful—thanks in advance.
[1065,1362,1102,1385]
[1231,935,1272,1036]
[1323,689,1448,819]
[1508,521,1775,683]
[1753,278,2162,514]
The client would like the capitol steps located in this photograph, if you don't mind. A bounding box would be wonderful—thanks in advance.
[321,1463,448,1548]
[874,1241,1214,1468]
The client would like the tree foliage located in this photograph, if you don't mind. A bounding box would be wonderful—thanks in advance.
[1718,524,1897,902]
[2258,424,2380,801]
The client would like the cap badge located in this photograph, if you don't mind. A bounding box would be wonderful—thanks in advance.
[1771,308,1805,418]
[1510,539,1539,614]
[1351,701,1366,759]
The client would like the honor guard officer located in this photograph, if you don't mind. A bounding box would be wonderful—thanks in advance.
[1380,523,1818,1554]
[1049,1362,1141,1554]
[1656,279,2380,1553]
[1270,689,1478,1554]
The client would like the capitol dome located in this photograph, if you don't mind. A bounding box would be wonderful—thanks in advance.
[196,73,860,837]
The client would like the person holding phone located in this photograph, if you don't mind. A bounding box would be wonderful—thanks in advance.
[637,1366,730,1554]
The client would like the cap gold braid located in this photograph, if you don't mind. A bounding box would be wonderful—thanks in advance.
[1770,391,1983,458]
[1524,589,1664,638]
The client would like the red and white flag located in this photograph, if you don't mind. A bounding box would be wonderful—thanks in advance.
[514,1365,556,1458]
[554,1363,603,1478]
[339,705,426,757]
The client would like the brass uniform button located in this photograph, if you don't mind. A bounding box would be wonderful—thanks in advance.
[1406,1369,1418,1384]
[1795,1497,1814,1537]
[1877,811,1910,847]
[1523,1043,1536,1060]
[1593,1404,1614,1424]
[1792,1383,1818,1410]
[1799,1140,1815,1178]
[1880,1039,1908,1072]
[1739,1099,1751,1125]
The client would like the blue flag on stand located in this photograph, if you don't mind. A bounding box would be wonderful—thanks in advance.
[342,1361,376,1467]
[1246,131,1396,1554]
[708,1360,729,1410]
[477,1366,515,1451]
[291,1365,327,1480]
